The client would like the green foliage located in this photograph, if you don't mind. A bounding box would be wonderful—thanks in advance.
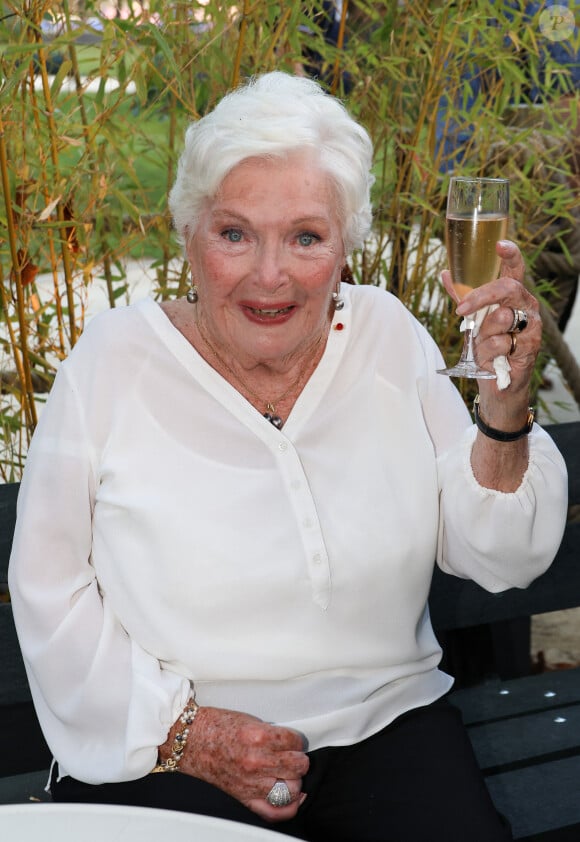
[0,0,578,476]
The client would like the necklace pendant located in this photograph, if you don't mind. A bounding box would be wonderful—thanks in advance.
[264,412,284,430]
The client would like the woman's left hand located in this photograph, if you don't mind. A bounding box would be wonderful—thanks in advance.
[442,239,541,400]
[442,240,541,492]
[456,240,540,393]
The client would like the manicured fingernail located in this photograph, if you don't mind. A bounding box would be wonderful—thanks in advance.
[299,793,308,806]
[498,240,514,252]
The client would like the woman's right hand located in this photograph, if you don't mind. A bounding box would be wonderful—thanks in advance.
[161,706,310,822]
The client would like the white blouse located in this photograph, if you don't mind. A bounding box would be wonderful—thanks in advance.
[8,284,568,784]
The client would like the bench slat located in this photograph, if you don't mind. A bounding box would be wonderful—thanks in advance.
[0,606,32,706]
[0,482,53,783]
[0,770,51,805]
[466,703,580,771]
[543,422,580,503]
[0,482,18,584]
[0,702,51,778]
[486,756,580,839]
[450,668,580,725]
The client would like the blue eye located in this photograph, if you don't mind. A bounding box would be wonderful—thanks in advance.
[298,232,319,247]
[223,229,243,242]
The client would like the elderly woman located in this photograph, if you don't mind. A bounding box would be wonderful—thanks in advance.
[9,72,567,841]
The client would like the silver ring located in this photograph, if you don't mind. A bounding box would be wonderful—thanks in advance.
[509,308,528,333]
[266,780,292,807]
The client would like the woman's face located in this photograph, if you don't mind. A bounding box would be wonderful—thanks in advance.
[186,151,345,371]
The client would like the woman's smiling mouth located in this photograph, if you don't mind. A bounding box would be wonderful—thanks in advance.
[246,305,295,318]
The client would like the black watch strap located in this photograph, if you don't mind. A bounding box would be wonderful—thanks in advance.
[473,395,535,442]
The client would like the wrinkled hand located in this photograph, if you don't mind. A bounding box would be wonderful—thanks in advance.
[442,239,541,400]
[165,706,309,823]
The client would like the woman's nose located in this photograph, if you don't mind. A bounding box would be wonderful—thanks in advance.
[254,240,288,288]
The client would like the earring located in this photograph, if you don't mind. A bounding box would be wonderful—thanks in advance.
[186,283,198,304]
[332,281,345,311]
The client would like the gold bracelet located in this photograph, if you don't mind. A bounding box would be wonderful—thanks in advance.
[152,695,199,773]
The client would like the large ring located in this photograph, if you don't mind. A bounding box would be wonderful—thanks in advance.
[509,308,528,333]
[508,333,517,356]
[266,780,292,807]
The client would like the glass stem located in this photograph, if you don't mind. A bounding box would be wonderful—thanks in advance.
[460,319,477,365]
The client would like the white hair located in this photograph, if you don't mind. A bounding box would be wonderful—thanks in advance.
[168,71,374,254]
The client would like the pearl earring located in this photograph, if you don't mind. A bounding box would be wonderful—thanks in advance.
[332,282,345,311]
[186,284,198,304]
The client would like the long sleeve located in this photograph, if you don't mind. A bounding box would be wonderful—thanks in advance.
[405,306,569,592]
[8,354,190,784]
[436,423,568,591]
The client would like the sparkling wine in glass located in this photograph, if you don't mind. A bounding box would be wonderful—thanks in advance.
[437,176,509,379]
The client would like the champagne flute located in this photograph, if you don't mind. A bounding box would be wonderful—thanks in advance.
[437,176,509,379]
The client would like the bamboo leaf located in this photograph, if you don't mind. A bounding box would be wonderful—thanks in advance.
[36,196,62,222]
[139,22,182,81]
[50,60,73,97]
[131,60,148,106]
[110,187,142,223]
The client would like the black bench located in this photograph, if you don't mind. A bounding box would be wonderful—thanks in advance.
[1,420,579,837]
[0,481,51,803]
[431,420,580,841]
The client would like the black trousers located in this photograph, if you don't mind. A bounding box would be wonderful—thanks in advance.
[51,697,512,842]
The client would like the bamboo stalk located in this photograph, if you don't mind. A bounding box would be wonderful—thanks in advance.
[19,17,67,358]
[0,114,38,431]
[232,0,251,88]
[63,0,100,319]
[263,7,292,67]
[330,0,349,96]
[32,15,78,346]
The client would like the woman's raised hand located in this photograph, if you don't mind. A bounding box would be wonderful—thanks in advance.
[442,239,541,401]
[457,240,540,392]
